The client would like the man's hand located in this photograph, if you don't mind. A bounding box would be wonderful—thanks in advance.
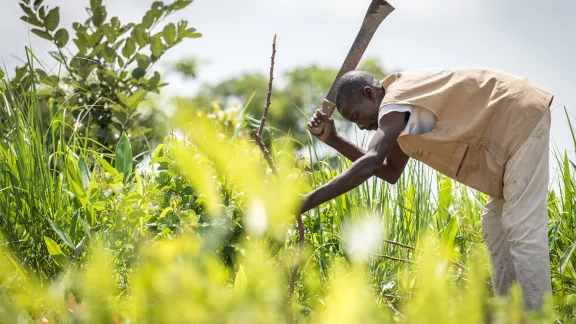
[307,109,337,143]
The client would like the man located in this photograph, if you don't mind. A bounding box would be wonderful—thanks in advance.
[299,67,554,311]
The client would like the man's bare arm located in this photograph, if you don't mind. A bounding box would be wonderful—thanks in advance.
[300,111,407,214]
[327,135,409,184]
[311,110,409,184]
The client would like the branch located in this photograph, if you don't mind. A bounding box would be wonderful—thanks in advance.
[383,239,417,250]
[253,131,279,176]
[253,34,278,177]
[251,35,304,296]
[381,237,466,270]
[383,295,405,317]
[335,234,413,263]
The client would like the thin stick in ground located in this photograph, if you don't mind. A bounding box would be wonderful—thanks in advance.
[252,35,304,296]
[254,34,279,177]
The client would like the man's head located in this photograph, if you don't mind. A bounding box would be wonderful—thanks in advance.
[335,70,384,131]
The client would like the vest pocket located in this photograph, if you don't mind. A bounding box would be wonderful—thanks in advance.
[455,143,505,198]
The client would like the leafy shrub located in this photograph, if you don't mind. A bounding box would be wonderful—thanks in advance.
[5,0,202,158]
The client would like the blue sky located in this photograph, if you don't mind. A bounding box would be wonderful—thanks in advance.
[1,0,574,173]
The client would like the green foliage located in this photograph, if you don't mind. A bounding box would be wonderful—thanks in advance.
[9,0,202,158]
[1,58,576,322]
[170,57,388,143]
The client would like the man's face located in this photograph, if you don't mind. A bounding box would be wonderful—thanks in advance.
[340,87,381,131]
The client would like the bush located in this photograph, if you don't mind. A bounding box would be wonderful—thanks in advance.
[3,0,202,158]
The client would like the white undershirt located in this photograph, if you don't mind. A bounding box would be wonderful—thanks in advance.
[378,104,437,136]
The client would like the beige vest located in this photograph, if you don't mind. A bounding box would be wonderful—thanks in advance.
[380,67,553,198]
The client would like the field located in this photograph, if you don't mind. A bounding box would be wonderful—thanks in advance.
[1,1,575,323]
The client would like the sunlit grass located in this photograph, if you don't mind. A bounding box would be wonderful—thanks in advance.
[0,61,575,322]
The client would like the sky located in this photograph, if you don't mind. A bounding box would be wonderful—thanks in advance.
[1,0,575,172]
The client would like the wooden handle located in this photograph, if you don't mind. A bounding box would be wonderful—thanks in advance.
[309,100,336,136]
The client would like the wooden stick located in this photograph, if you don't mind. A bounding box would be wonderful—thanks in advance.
[253,35,279,177]
[251,35,305,296]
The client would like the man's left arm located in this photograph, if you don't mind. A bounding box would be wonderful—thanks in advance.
[299,111,407,214]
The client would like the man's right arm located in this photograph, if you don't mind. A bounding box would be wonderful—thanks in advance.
[326,134,408,184]
[308,109,409,184]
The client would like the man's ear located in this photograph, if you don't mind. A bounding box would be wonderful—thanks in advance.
[363,86,375,100]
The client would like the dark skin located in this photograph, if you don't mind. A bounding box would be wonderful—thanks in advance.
[299,84,410,214]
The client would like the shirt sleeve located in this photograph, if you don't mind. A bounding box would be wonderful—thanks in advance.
[378,104,412,122]
[378,104,413,136]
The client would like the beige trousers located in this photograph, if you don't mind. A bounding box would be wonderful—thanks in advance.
[481,108,552,311]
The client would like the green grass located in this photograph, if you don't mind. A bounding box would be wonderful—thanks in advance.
[0,62,575,322]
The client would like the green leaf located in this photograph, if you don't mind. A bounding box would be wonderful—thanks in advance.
[49,51,66,63]
[559,242,576,277]
[441,213,459,251]
[91,0,102,10]
[73,30,90,54]
[111,16,120,29]
[44,236,65,256]
[20,15,43,28]
[231,120,248,143]
[136,55,150,69]
[0,69,4,79]
[119,89,147,109]
[151,1,165,12]
[438,177,453,223]
[150,35,163,57]
[102,23,117,43]
[177,20,188,36]
[31,28,52,41]
[19,3,34,18]
[182,28,201,38]
[69,176,88,206]
[131,67,146,79]
[91,201,106,211]
[33,0,44,10]
[54,28,69,48]
[122,38,136,58]
[78,155,91,191]
[92,6,107,26]
[142,10,155,29]
[45,7,60,31]
[89,29,104,48]
[131,25,148,47]
[78,216,92,239]
[94,154,118,175]
[234,265,248,295]
[564,152,572,214]
[44,236,69,268]
[163,23,176,45]
[125,192,143,201]
[172,0,193,10]
[70,211,80,243]
[115,132,133,183]
[103,45,116,63]
[159,207,173,218]
[135,171,144,196]
[48,219,74,249]
[130,210,146,219]
[149,71,160,88]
